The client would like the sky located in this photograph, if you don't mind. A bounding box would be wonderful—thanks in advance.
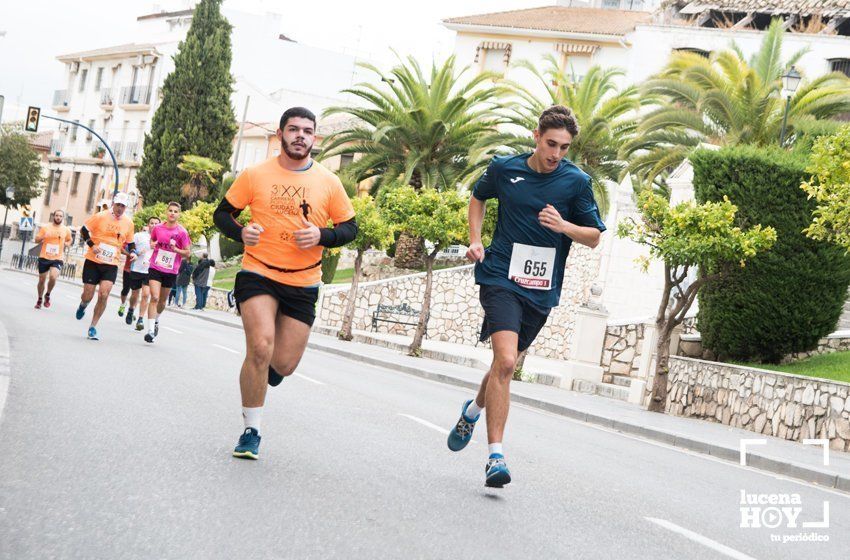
[0,0,540,125]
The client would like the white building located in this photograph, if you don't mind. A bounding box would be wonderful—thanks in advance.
[41,2,366,227]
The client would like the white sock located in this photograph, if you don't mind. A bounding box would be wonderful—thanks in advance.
[242,407,263,431]
[465,399,484,419]
[488,442,503,457]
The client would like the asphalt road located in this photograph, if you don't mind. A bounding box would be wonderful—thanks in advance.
[0,272,847,559]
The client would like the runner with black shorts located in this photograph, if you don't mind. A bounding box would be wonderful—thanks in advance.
[445,106,607,488]
[118,256,132,318]
[76,192,136,340]
[34,209,72,309]
[143,202,191,343]
[213,106,357,460]
[127,216,160,330]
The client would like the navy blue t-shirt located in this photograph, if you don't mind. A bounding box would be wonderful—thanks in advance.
[473,153,607,309]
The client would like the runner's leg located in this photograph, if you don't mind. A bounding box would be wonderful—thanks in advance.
[269,314,312,378]
[36,272,47,299]
[239,295,278,412]
[47,267,59,294]
[90,280,114,328]
[483,330,519,446]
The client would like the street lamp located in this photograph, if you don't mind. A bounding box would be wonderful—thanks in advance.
[0,185,14,263]
[779,66,802,146]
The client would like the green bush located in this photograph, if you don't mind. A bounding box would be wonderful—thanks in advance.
[219,235,244,260]
[692,145,850,362]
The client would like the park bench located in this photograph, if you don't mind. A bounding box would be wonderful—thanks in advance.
[371,302,426,338]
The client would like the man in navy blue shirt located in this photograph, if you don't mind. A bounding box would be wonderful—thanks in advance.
[446,105,607,488]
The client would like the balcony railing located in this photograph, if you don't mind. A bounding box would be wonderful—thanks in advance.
[119,85,152,106]
[99,88,115,107]
[110,141,123,160]
[49,139,64,156]
[52,90,69,108]
[117,142,140,162]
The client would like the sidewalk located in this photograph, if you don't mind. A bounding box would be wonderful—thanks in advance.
[6,267,850,491]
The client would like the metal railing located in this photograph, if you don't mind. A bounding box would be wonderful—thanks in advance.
[121,141,140,162]
[99,88,115,106]
[52,90,69,107]
[49,139,64,156]
[11,254,78,280]
[119,85,152,105]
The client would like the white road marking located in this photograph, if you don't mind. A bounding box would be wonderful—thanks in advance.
[211,344,240,354]
[645,518,758,560]
[398,413,478,444]
[293,373,325,385]
[161,326,184,334]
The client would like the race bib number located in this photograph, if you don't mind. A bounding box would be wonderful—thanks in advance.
[97,243,118,263]
[45,243,60,258]
[155,250,177,271]
[508,243,555,290]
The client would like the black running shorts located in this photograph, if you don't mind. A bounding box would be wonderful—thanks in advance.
[478,283,551,352]
[234,270,319,327]
[82,259,118,285]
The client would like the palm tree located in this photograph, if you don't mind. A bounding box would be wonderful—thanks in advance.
[321,55,511,193]
[178,154,223,205]
[503,56,644,215]
[623,19,850,190]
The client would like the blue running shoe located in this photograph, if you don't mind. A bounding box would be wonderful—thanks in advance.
[447,399,479,452]
[75,305,86,320]
[485,454,511,488]
[87,327,99,340]
[233,427,261,460]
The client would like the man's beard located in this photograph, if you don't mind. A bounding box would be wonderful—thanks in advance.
[53,218,63,225]
[282,138,311,161]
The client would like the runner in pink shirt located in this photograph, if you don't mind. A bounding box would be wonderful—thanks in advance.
[144,201,192,343]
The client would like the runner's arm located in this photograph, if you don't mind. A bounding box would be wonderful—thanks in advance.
[80,226,94,248]
[213,197,244,243]
[34,228,46,243]
[468,196,486,246]
[318,218,358,248]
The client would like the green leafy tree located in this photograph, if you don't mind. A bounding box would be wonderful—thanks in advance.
[623,19,850,190]
[504,57,643,215]
[802,125,850,251]
[182,201,217,247]
[178,155,223,206]
[618,191,776,412]
[136,0,237,206]
[322,55,509,193]
[338,195,395,341]
[382,185,468,355]
[0,132,43,207]
[132,202,168,230]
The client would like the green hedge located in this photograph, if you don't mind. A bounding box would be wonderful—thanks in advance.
[692,145,850,363]
[219,235,244,260]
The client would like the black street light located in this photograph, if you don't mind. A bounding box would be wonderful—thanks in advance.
[779,66,802,146]
[0,185,14,263]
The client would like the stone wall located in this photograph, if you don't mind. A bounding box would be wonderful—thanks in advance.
[675,332,850,364]
[666,356,850,452]
[601,321,647,376]
[317,244,602,359]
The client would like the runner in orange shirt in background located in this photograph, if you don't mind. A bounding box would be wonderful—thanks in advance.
[34,209,72,309]
[214,107,357,459]
[75,192,135,340]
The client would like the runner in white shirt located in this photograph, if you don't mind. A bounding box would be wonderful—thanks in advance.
[126,216,160,330]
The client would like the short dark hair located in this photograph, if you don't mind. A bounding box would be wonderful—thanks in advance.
[538,105,580,137]
[280,107,317,130]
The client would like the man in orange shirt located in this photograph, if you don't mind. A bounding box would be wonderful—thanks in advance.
[34,209,72,309]
[75,192,136,340]
[214,107,357,459]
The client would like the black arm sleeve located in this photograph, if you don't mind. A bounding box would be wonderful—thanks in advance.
[318,217,358,248]
[125,242,136,255]
[80,225,94,247]
[213,197,245,243]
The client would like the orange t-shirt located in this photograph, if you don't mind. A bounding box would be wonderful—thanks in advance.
[83,210,135,266]
[225,157,355,287]
[37,224,72,260]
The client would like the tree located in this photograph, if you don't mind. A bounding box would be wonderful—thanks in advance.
[322,55,510,194]
[802,125,850,252]
[338,195,394,341]
[131,201,168,230]
[504,58,643,215]
[618,191,776,412]
[178,155,223,206]
[182,201,217,247]
[0,132,43,207]
[136,0,237,206]
[623,19,850,190]
[382,185,468,355]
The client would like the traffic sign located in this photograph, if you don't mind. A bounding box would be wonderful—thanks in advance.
[19,217,34,231]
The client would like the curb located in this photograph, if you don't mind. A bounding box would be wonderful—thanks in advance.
[6,267,848,491]
[0,317,12,429]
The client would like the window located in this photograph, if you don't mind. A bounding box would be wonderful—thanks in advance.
[78,69,88,92]
[70,120,79,142]
[475,41,512,76]
[86,174,99,212]
[86,119,95,142]
[830,58,850,78]
[339,153,354,171]
[94,67,104,91]
[53,171,61,193]
[602,0,621,8]
[45,171,55,205]
[71,171,81,196]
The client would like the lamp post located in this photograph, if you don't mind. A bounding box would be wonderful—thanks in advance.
[0,185,13,263]
[779,66,802,146]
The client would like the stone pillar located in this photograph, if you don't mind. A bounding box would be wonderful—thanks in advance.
[630,321,657,407]
[560,297,608,389]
